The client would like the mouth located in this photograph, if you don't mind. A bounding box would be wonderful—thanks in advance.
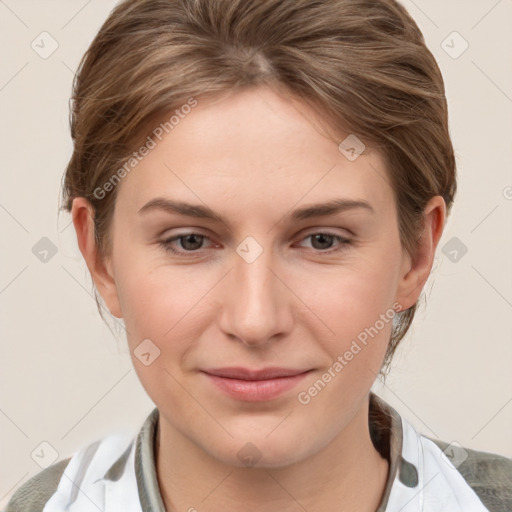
[200,367,314,402]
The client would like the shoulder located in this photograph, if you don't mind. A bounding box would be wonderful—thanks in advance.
[426,436,512,511]
[4,457,71,512]
[5,430,136,512]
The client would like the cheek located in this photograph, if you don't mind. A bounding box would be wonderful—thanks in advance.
[295,267,396,415]
[115,256,217,355]
[294,247,400,381]
[301,258,398,334]
[113,240,180,329]
[114,263,207,407]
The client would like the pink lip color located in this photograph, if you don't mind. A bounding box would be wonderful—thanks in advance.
[201,367,313,402]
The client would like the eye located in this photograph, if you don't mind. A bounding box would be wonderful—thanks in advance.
[158,231,353,257]
[159,233,213,256]
[297,232,352,254]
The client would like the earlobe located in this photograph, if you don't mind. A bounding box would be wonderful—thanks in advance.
[395,196,446,310]
[71,197,123,319]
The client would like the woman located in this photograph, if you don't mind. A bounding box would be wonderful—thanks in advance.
[6,0,511,510]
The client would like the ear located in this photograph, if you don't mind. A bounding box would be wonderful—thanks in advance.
[71,197,123,319]
[395,195,446,311]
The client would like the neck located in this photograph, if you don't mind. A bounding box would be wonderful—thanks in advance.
[155,395,389,512]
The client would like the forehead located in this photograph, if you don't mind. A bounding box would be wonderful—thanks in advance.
[115,87,394,221]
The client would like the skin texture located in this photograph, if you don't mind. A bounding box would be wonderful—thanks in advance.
[72,85,446,512]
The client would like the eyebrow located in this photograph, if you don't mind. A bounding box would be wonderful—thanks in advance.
[138,197,375,225]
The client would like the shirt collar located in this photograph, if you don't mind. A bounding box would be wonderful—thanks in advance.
[369,392,407,510]
[134,406,166,511]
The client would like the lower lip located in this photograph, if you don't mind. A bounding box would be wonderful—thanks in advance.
[203,372,312,402]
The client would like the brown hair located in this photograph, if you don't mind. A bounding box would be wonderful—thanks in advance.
[60,0,457,377]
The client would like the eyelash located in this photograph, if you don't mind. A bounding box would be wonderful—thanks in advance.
[158,232,352,257]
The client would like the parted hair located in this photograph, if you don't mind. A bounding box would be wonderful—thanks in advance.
[60,0,457,376]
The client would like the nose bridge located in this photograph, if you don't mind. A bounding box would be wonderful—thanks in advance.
[219,236,290,346]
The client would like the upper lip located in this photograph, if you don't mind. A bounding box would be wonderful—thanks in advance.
[202,367,312,381]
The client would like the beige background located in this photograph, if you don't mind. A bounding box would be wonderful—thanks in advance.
[1,0,511,507]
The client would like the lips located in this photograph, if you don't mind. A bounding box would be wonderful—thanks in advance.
[204,367,311,380]
[201,367,313,401]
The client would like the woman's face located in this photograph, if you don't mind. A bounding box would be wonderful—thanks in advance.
[80,86,432,467]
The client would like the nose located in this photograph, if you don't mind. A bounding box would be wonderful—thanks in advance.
[218,242,294,347]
